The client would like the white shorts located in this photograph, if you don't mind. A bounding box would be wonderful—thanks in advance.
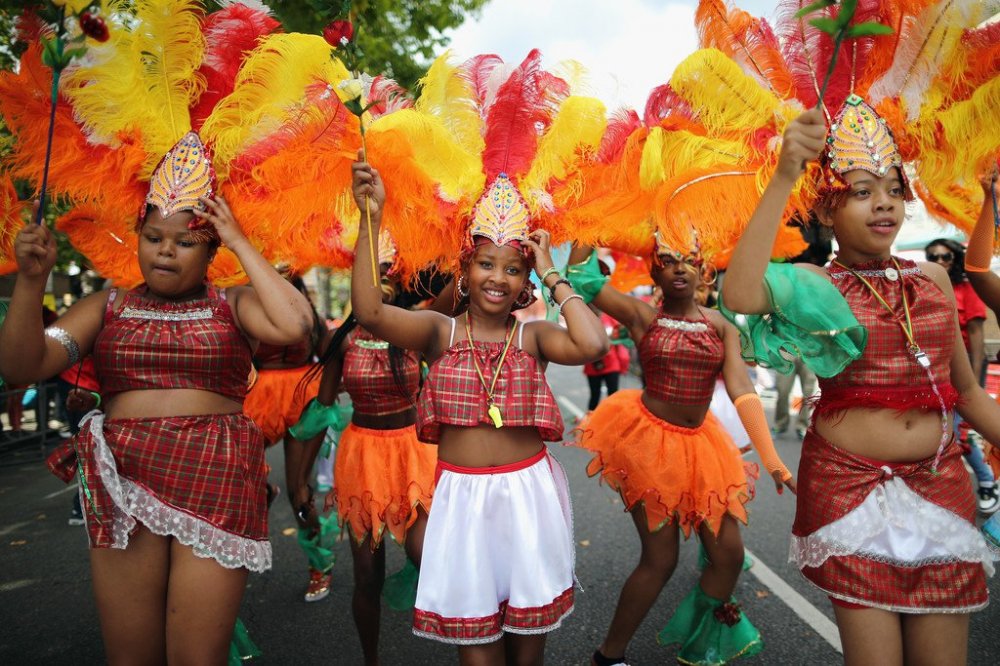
[413,448,575,645]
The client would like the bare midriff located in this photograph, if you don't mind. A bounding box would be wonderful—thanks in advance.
[814,407,949,462]
[105,389,242,419]
[352,407,417,431]
[641,391,711,429]
[437,423,544,467]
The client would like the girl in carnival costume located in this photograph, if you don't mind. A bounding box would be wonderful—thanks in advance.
[348,51,609,663]
[291,229,436,665]
[711,0,1000,662]
[0,1,406,659]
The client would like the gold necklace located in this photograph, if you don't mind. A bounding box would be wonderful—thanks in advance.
[465,315,517,428]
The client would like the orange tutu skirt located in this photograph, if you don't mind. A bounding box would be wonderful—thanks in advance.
[243,367,319,446]
[575,389,756,537]
[333,423,436,549]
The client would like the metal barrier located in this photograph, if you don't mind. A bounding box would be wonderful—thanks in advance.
[0,381,60,460]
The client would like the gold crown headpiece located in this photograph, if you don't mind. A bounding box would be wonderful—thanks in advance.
[467,173,531,248]
[145,132,216,221]
[822,95,907,192]
[377,228,397,267]
[654,227,703,267]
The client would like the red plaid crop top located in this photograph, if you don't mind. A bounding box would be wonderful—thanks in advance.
[342,327,420,416]
[816,258,959,416]
[94,285,253,402]
[639,311,724,405]
[416,318,564,443]
[254,337,313,367]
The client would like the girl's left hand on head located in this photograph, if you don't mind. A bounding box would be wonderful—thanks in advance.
[526,229,554,276]
[193,195,245,247]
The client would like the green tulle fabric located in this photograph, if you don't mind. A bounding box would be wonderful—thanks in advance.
[697,542,753,572]
[383,557,420,611]
[658,586,763,665]
[297,512,340,573]
[719,263,867,378]
[228,618,262,665]
[565,251,610,304]
[288,399,352,440]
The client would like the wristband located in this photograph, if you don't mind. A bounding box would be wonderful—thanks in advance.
[557,293,584,315]
[548,278,571,304]
[89,391,101,409]
[539,267,560,285]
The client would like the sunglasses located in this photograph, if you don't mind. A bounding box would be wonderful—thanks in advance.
[926,252,954,262]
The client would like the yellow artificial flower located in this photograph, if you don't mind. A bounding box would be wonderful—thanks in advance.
[52,0,94,13]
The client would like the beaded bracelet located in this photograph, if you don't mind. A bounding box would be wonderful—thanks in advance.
[548,278,571,304]
[557,293,584,315]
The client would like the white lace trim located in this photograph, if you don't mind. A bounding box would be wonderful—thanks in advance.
[120,305,214,321]
[82,412,272,572]
[789,472,995,576]
[656,318,709,332]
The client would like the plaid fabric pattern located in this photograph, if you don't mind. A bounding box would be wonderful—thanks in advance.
[819,259,956,414]
[639,313,724,405]
[793,430,986,610]
[48,413,268,546]
[413,587,573,643]
[254,338,312,366]
[417,342,563,443]
[343,328,420,416]
[94,286,252,402]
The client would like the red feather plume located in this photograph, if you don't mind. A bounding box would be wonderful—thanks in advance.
[598,109,642,163]
[643,83,694,127]
[189,2,282,131]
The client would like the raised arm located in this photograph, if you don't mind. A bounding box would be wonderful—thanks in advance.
[350,157,448,354]
[566,244,656,341]
[965,169,1000,311]
[529,232,609,365]
[192,196,314,346]
[721,109,827,314]
[0,221,106,384]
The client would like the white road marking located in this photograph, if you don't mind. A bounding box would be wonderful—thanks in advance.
[44,485,77,500]
[558,395,586,419]
[744,547,843,654]
[558,393,842,653]
[0,579,37,593]
[0,521,30,536]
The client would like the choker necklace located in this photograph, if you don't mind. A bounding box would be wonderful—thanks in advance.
[832,257,950,470]
[465,315,518,428]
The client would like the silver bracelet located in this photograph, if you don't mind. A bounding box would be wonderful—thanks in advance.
[45,326,81,365]
[556,293,584,315]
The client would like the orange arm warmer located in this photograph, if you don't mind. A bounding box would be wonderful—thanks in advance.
[965,193,995,272]
[733,393,792,481]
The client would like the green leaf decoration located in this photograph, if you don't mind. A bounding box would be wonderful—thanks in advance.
[837,0,858,27]
[794,0,836,19]
[343,97,366,116]
[846,21,895,37]
[809,17,840,34]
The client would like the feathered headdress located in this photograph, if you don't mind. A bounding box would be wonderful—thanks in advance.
[364,50,607,273]
[0,1,421,284]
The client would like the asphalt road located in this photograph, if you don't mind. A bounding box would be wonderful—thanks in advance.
[0,364,997,664]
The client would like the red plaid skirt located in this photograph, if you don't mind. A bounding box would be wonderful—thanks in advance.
[792,430,990,612]
[47,411,271,572]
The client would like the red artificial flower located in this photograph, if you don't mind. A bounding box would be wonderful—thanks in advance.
[323,19,354,47]
[713,601,743,627]
[80,12,110,43]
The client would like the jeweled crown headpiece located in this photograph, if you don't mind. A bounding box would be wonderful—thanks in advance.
[468,173,531,248]
[145,132,216,220]
[821,95,907,194]
[654,227,703,267]
[377,228,397,267]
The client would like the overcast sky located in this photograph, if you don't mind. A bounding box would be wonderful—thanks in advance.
[441,0,776,112]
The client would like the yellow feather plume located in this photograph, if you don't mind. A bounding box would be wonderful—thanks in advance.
[669,49,781,140]
[372,109,484,204]
[414,53,485,158]
[200,33,351,178]
[62,0,205,177]
[639,125,745,190]
[521,95,606,203]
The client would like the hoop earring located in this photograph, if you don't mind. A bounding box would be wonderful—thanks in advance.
[702,264,718,287]
[456,275,469,299]
[514,285,534,309]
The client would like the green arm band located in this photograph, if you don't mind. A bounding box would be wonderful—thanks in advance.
[288,398,350,440]
[718,263,867,378]
[565,250,609,304]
